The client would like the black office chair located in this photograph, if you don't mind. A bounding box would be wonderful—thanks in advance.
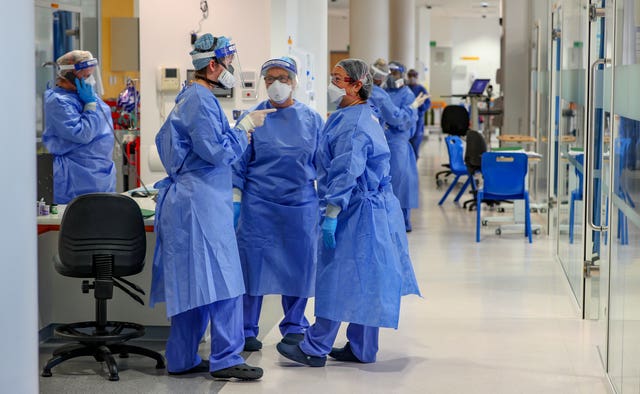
[462,129,487,210]
[436,105,470,187]
[41,193,165,381]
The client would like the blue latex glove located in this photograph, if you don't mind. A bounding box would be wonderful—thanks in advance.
[321,216,338,249]
[75,78,97,104]
[233,202,241,229]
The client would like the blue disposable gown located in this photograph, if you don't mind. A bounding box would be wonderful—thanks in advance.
[371,85,419,208]
[42,87,116,204]
[315,104,421,329]
[150,83,248,318]
[232,100,323,297]
[407,83,430,121]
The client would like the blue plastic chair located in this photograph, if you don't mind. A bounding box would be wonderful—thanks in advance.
[614,138,633,245]
[476,152,532,243]
[438,135,475,205]
[568,154,584,244]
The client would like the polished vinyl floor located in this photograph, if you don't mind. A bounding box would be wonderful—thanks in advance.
[39,133,611,393]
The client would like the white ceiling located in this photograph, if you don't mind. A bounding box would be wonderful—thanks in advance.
[328,0,500,19]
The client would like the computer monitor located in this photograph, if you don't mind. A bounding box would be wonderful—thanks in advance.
[468,79,490,96]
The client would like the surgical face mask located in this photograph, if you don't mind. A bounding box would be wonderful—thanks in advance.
[327,82,346,104]
[267,80,292,104]
[85,75,96,87]
[218,68,236,89]
[386,76,404,89]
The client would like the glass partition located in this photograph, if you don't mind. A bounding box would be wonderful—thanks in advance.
[607,1,640,390]
[530,0,552,232]
[555,0,589,308]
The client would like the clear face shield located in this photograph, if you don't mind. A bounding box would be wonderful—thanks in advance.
[386,70,405,89]
[57,57,104,97]
[258,58,298,104]
[370,64,390,87]
[214,43,247,89]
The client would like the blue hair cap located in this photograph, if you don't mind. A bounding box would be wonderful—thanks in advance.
[260,56,298,77]
[388,61,406,74]
[190,34,236,70]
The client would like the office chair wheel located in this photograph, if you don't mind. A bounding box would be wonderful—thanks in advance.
[497,207,505,213]
[482,220,488,226]
[495,228,502,235]
[436,179,443,188]
[41,369,52,377]
[533,228,541,235]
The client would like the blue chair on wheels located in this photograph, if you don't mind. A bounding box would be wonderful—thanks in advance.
[614,138,633,245]
[476,152,532,243]
[568,153,584,244]
[438,135,475,205]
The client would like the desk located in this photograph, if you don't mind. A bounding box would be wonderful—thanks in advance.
[497,134,537,145]
[37,195,156,234]
[37,194,168,338]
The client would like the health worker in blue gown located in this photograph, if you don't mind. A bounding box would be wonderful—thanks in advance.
[232,57,324,352]
[368,59,428,232]
[406,69,431,159]
[276,59,421,367]
[42,50,116,204]
[150,34,275,381]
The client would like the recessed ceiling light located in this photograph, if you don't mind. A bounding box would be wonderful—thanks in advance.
[481,1,489,7]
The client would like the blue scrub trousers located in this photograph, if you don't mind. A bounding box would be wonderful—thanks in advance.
[243,294,310,337]
[166,296,245,373]
[410,116,425,158]
[299,317,379,363]
[402,208,412,230]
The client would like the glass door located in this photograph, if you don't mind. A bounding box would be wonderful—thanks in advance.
[531,0,552,233]
[555,0,589,310]
[582,0,615,374]
[606,0,640,391]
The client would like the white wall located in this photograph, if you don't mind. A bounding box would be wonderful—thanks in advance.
[0,1,38,392]
[139,0,271,184]
[450,17,502,95]
[502,0,530,134]
[429,15,501,96]
[270,0,328,115]
[140,0,327,183]
[328,13,349,52]
[415,6,431,87]
[430,15,453,47]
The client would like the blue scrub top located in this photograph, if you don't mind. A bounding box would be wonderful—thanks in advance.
[42,87,116,204]
[378,85,419,209]
[232,100,324,297]
[150,83,249,318]
[315,103,420,328]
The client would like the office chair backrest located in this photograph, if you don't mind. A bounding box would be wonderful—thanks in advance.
[464,129,487,172]
[445,135,467,174]
[481,152,528,196]
[441,105,469,136]
[58,193,146,278]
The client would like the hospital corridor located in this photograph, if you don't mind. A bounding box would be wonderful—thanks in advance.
[5,0,640,393]
[37,136,610,393]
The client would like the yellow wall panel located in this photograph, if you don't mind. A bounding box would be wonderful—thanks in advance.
[101,0,138,99]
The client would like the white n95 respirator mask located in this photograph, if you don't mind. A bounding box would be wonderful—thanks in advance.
[218,68,236,89]
[267,80,292,104]
[327,83,346,104]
